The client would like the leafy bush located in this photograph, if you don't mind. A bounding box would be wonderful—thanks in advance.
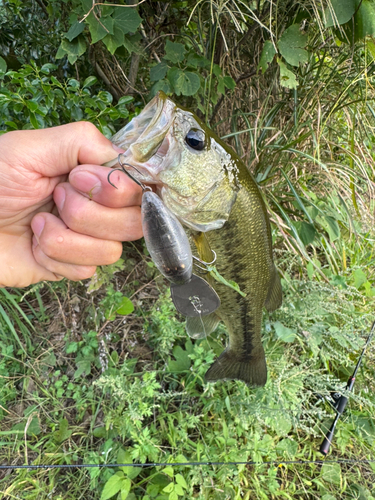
[0,62,134,135]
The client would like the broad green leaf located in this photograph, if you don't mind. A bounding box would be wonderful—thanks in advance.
[116,297,134,315]
[321,495,336,500]
[66,21,85,41]
[113,7,142,35]
[171,346,191,371]
[276,438,298,457]
[223,75,236,89]
[278,59,298,88]
[40,63,57,74]
[147,484,160,496]
[150,79,172,97]
[353,268,367,289]
[150,61,168,82]
[273,321,296,342]
[120,478,131,500]
[4,121,18,130]
[88,15,114,44]
[187,53,210,68]
[12,416,41,436]
[324,0,356,27]
[29,112,39,129]
[117,449,141,480]
[278,24,308,67]
[83,76,97,88]
[163,466,174,478]
[118,96,133,106]
[217,76,225,94]
[294,221,316,246]
[164,40,185,64]
[269,415,292,435]
[93,426,107,438]
[167,67,200,96]
[175,475,187,490]
[26,100,39,112]
[258,40,276,73]
[103,26,124,55]
[66,342,78,354]
[212,63,221,76]
[163,483,174,493]
[367,37,375,60]
[306,205,318,220]
[353,0,375,41]
[81,0,93,11]
[0,56,7,79]
[306,262,314,279]
[74,359,91,378]
[174,484,184,496]
[123,33,143,54]
[28,416,41,436]
[71,106,83,121]
[54,418,72,443]
[320,463,342,486]
[169,492,178,500]
[316,215,340,241]
[100,472,124,500]
[56,36,87,65]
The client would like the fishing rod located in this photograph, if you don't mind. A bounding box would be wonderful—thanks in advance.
[320,320,375,455]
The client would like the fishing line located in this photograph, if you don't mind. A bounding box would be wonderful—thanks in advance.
[1,458,375,470]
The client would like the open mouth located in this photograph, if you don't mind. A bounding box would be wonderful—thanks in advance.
[106,91,175,183]
[111,93,166,152]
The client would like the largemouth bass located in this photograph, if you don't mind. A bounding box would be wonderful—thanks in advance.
[108,91,282,386]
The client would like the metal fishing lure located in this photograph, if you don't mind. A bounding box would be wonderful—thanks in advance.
[108,155,221,318]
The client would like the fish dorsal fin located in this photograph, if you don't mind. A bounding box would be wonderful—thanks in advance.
[186,313,221,339]
[264,265,282,312]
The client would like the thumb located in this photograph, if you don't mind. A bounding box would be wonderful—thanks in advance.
[2,122,122,177]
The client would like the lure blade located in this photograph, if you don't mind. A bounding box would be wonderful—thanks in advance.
[170,274,221,317]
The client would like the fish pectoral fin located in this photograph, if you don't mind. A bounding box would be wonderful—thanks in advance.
[204,347,267,387]
[265,265,283,312]
[186,313,221,339]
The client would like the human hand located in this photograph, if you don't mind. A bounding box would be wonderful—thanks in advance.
[0,122,143,287]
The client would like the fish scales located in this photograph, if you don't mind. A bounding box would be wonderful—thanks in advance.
[107,91,282,386]
[194,173,278,386]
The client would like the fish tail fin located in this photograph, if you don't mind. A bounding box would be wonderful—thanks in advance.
[204,347,267,387]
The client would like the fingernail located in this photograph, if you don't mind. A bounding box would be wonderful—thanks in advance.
[54,186,66,211]
[70,170,101,195]
[32,216,45,241]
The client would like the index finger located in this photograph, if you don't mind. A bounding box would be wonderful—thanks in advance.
[69,164,143,208]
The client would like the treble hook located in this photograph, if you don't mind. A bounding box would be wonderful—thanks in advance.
[193,250,217,271]
[107,153,152,192]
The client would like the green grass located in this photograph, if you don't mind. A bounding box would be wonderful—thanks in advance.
[1,243,374,499]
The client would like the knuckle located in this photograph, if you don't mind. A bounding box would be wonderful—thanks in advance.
[72,121,99,138]
[39,231,63,259]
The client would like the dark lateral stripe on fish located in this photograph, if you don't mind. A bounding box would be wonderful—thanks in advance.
[239,301,256,361]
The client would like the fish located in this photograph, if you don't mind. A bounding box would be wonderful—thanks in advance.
[107,91,282,386]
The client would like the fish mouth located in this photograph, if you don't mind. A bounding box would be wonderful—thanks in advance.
[107,91,175,183]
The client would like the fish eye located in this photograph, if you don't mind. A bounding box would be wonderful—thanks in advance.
[185,128,206,151]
